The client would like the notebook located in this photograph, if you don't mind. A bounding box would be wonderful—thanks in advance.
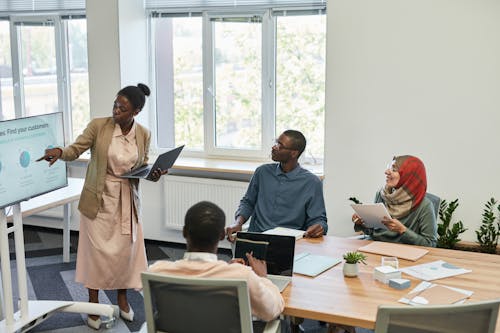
[235,232,296,292]
[358,241,429,261]
[120,145,184,181]
[234,238,269,262]
[263,227,305,240]
[293,252,341,277]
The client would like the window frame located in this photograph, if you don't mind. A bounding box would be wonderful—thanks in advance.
[3,13,86,144]
[149,6,325,163]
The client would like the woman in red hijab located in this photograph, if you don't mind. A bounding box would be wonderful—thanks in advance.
[353,155,437,247]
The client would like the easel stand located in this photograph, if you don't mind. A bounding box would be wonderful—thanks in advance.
[0,204,115,332]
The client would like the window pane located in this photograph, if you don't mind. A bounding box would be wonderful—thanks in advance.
[214,19,262,150]
[19,24,58,116]
[276,14,326,161]
[172,17,203,150]
[156,17,203,150]
[67,19,90,140]
[0,21,14,120]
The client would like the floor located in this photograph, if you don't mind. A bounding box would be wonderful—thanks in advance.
[5,219,371,333]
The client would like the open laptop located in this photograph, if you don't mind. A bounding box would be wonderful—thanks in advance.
[120,145,184,181]
[235,232,295,292]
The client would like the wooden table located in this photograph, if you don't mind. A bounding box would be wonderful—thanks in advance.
[283,236,500,331]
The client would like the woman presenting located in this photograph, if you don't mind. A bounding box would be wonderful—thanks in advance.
[37,83,165,329]
[352,155,437,247]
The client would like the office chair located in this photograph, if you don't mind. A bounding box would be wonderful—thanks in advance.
[374,299,500,333]
[141,272,281,333]
[425,192,440,219]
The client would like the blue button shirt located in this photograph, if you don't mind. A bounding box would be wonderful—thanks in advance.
[236,163,328,233]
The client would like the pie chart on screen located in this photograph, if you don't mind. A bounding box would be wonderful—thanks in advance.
[19,151,30,168]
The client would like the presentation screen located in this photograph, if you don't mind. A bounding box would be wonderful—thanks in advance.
[0,112,67,209]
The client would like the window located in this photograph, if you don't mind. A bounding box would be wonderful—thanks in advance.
[155,16,204,150]
[0,20,14,120]
[17,20,59,117]
[213,16,262,151]
[151,5,326,163]
[66,18,90,140]
[276,13,326,160]
[0,15,89,142]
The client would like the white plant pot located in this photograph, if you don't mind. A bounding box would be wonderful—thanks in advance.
[343,262,359,277]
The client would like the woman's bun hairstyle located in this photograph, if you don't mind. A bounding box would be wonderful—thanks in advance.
[137,83,151,97]
[118,83,150,110]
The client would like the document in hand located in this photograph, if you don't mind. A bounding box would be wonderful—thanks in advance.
[234,238,269,261]
[400,260,471,281]
[293,252,341,277]
[350,203,390,230]
[399,281,473,306]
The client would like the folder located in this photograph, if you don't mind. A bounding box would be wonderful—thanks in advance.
[293,252,341,277]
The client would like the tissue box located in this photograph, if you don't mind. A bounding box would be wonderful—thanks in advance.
[389,278,411,290]
[374,266,401,284]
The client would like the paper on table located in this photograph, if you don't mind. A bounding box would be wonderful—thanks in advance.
[263,227,305,240]
[350,203,390,230]
[358,241,428,261]
[400,260,471,281]
[399,281,473,306]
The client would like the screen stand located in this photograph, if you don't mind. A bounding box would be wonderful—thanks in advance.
[0,205,116,332]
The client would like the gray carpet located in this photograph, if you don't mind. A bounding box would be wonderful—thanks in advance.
[8,223,370,333]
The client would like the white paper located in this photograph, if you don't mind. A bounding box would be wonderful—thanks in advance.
[400,260,472,281]
[350,203,390,229]
[263,227,304,240]
[399,281,473,306]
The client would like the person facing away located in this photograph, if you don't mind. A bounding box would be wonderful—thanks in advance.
[226,130,328,241]
[148,201,284,322]
[37,83,167,329]
[352,155,437,247]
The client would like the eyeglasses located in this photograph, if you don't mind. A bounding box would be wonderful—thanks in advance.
[273,139,296,151]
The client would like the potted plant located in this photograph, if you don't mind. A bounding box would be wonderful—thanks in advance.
[476,198,500,254]
[437,199,467,249]
[342,251,367,277]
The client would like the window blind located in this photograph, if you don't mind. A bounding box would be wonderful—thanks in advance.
[0,0,85,14]
[146,0,326,11]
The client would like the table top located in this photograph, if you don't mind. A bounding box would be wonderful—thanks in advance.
[283,236,500,330]
[5,177,84,222]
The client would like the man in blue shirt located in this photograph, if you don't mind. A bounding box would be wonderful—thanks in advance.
[226,130,328,241]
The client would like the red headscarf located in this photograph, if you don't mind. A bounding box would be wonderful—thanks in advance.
[381,155,427,218]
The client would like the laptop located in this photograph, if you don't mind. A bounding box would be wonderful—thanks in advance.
[235,232,296,292]
[120,145,184,181]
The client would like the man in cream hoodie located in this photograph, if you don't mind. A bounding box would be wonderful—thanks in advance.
[148,201,284,322]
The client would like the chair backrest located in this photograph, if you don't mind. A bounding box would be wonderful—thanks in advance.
[425,192,440,219]
[141,272,254,333]
[374,299,500,333]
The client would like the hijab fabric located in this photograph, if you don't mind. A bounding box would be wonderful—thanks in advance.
[380,155,427,219]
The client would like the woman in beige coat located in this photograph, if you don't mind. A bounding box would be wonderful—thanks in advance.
[38,83,165,329]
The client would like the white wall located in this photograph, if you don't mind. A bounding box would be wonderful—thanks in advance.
[324,0,500,241]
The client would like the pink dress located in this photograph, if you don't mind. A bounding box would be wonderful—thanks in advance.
[75,123,148,290]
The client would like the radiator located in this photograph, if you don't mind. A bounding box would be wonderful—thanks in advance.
[163,176,248,230]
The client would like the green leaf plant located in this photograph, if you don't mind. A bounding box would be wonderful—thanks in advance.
[476,198,500,254]
[437,199,467,249]
[343,251,367,264]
